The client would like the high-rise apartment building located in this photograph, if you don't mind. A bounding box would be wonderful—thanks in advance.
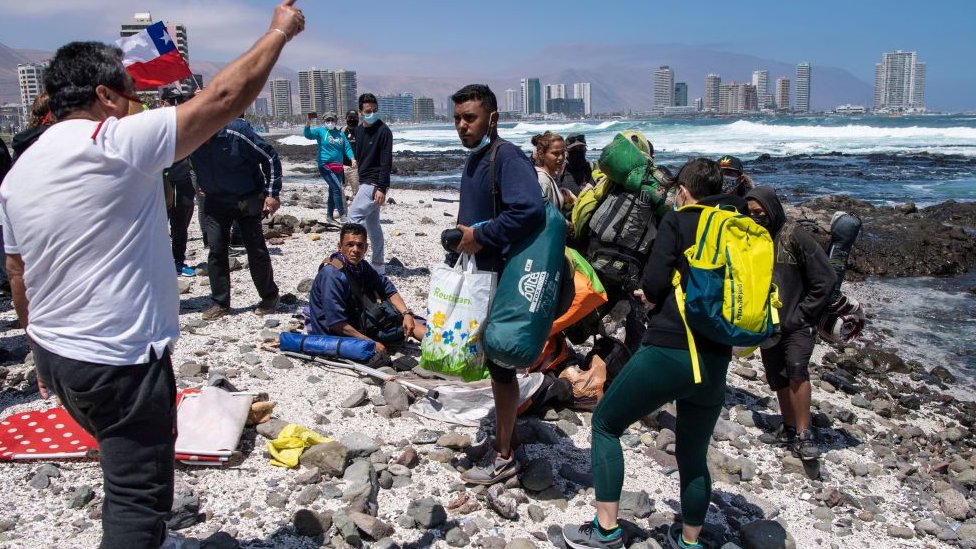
[120,13,191,93]
[250,97,269,117]
[413,96,435,122]
[332,70,358,115]
[504,88,519,114]
[795,63,811,113]
[653,66,675,112]
[543,83,566,114]
[377,93,414,122]
[298,68,336,116]
[775,77,791,111]
[546,98,585,118]
[752,70,771,109]
[704,74,721,112]
[674,82,688,107]
[521,78,541,115]
[874,51,926,112]
[718,83,759,114]
[268,78,293,118]
[17,62,46,120]
[572,82,591,116]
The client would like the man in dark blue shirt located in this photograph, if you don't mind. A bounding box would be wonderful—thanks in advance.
[450,84,545,485]
[309,223,424,354]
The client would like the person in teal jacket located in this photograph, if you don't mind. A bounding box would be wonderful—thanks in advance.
[304,112,356,222]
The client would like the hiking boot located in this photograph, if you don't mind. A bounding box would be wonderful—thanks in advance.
[667,523,703,549]
[460,452,520,485]
[562,518,624,549]
[759,423,796,446]
[792,429,820,461]
[254,294,279,316]
[176,262,196,277]
[202,304,229,321]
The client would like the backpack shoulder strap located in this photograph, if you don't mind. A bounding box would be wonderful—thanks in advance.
[488,138,511,218]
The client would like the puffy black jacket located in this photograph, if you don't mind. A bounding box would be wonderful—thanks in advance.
[745,187,836,333]
[191,118,281,202]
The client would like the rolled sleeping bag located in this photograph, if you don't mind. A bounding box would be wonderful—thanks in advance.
[279,332,376,363]
[826,211,863,302]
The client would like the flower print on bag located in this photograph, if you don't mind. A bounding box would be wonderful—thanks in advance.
[442,331,455,345]
[432,311,446,328]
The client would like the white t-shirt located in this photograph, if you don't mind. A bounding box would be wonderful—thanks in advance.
[0,107,180,365]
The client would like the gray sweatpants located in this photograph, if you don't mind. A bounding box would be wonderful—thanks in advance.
[348,183,385,272]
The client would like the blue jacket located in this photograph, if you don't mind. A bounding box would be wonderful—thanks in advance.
[191,118,282,201]
[308,260,397,335]
[456,139,545,272]
[304,125,355,167]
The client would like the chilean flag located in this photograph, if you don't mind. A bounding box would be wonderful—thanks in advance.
[115,21,191,90]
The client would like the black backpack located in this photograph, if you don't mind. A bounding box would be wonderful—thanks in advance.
[332,259,405,348]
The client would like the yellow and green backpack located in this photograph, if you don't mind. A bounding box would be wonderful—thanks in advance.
[673,204,781,383]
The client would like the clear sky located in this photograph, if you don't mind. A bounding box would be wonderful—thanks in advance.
[2,0,974,109]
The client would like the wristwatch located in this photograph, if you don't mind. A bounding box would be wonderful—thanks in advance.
[402,309,414,317]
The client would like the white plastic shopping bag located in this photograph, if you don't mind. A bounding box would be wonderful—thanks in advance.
[419,254,496,381]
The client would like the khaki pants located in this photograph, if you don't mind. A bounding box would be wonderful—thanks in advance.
[343,165,359,214]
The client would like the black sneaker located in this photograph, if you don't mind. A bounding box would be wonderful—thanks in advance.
[562,518,624,549]
[666,523,703,549]
[792,429,820,461]
[759,423,796,446]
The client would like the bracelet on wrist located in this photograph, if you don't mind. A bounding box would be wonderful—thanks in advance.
[269,28,289,41]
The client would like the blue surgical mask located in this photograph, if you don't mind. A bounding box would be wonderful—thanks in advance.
[324,122,336,131]
[466,132,491,153]
[363,112,379,124]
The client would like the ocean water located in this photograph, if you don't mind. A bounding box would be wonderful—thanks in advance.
[279,115,976,384]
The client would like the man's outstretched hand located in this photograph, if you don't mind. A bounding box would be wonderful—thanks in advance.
[271,0,306,41]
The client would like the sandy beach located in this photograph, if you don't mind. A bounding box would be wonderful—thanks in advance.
[0,175,973,549]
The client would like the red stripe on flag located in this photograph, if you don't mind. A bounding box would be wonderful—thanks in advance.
[128,49,192,90]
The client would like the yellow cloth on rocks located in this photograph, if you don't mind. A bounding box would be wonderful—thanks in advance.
[267,424,333,468]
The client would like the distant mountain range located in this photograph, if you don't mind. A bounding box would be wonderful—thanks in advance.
[0,41,873,113]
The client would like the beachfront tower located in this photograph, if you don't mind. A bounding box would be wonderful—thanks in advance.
[521,78,542,115]
[120,13,191,94]
[17,62,46,122]
[653,66,675,113]
[333,70,358,116]
[269,78,293,118]
[752,69,771,109]
[543,83,566,114]
[704,74,721,112]
[573,82,592,116]
[413,97,435,122]
[874,51,926,113]
[674,82,688,107]
[775,77,791,111]
[298,68,335,116]
[795,63,811,113]
[504,88,519,114]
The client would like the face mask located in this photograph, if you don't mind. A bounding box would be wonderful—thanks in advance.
[346,118,358,128]
[325,122,336,131]
[751,214,770,227]
[465,113,496,153]
[362,112,379,124]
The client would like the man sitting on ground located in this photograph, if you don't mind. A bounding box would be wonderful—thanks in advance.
[308,223,425,353]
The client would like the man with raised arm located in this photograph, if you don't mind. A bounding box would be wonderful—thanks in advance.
[0,2,305,546]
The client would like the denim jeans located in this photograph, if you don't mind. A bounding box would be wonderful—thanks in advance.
[318,165,345,218]
[203,197,279,307]
[348,183,385,271]
[33,343,177,548]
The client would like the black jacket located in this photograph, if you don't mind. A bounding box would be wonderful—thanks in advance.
[353,120,393,192]
[10,126,48,161]
[640,194,746,354]
[191,118,282,202]
[0,137,10,183]
[745,187,836,333]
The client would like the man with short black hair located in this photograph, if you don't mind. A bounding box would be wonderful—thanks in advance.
[450,83,545,485]
[349,92,393,273]
[309,223,424,353]
[0,2,304,545]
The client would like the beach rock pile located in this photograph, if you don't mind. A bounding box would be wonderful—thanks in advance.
[275,144,465,180]
[0,186,973,549]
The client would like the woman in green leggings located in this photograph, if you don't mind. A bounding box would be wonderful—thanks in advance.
[563,158,739,549]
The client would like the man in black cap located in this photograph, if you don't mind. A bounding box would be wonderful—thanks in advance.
[341,109,360,214]
[560,133,594,196]
[717,155,755,197]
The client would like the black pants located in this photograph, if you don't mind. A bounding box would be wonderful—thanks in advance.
[33,344,177,549]
[168,181,195,265]
[203,196,278,307]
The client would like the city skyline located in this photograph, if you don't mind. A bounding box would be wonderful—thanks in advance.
[0,0,971,111]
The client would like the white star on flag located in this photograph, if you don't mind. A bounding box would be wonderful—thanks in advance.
[159,30,172,46]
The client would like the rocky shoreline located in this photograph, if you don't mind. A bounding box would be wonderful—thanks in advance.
[0,184,974,549]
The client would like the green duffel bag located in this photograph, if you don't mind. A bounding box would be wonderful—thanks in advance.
[598,132,651,190]
[483,202,567,369]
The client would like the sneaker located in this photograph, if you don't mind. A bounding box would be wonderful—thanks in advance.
[201,304,229,321]
[562,518,624,549]
[667,524,703,549]
[460,453,520,485]
[759,423,796,446]
[792,429,820,461]
[254,294,279,316]
[176,262,196,277]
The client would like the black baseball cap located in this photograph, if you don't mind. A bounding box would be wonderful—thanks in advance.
[566,133,587,149]
[718,155,744,175]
